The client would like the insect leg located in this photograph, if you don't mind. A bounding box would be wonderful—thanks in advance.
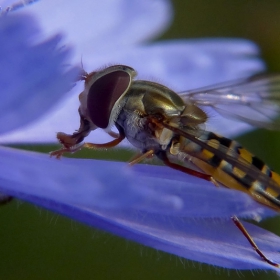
[50,146,75,159]
[157,151,213,181]
[129,150,155,165]
[232,215,279,267]
[50,132,125,159]
[50,122,126,158]
[83,123,126,150]
[107,130,120,139]
[83,133,125,149]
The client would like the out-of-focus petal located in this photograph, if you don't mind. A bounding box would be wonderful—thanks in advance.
[0,13,79,134]
[87,39,264,90]
[0,39,265,144]
[0,146,279,270]
[14,0,173,61]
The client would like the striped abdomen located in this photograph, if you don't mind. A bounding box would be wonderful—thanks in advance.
[180,131,280,211]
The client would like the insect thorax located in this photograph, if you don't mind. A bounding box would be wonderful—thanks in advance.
[115,80,189,152]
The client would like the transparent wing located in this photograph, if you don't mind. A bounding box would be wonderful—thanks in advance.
[180,73,280,130]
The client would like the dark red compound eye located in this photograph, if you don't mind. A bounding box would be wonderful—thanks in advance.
[87,70,131,128]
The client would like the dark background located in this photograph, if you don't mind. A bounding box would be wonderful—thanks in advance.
[1,1,280,279]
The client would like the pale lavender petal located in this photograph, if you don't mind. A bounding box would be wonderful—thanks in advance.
[0,39,265,144]
[0,146,279,270]
[86,39,264,91]
[0,13,79,134]
[15,0,172,61]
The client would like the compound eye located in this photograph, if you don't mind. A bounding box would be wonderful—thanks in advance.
[87,70,131,128]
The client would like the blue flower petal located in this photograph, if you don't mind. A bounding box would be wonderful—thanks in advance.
[0,13,80,134]
[0,146,272,218]
[89,39,264,90]
[0,146,279,270]
[16,0,173,59]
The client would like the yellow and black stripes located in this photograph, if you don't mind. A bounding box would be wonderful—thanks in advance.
[179,130,280,211]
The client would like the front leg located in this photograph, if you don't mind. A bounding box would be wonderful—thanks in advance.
[50,130,125,158]
[50,113,92,158]
[50,110,125,158]
[83,133,125,150]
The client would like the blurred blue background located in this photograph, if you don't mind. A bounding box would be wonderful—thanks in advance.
[1,1,280,279]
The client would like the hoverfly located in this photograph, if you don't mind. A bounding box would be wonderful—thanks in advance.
[50,65,280,267]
